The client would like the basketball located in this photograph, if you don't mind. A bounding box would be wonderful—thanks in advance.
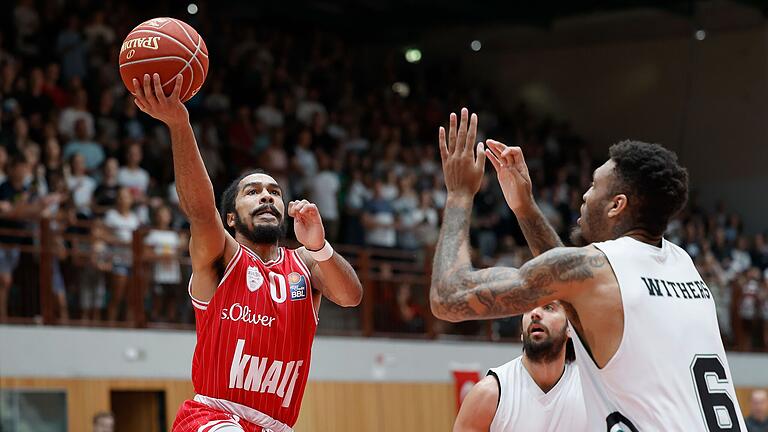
[118,17,209,102]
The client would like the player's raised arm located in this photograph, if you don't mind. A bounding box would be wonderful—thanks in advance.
[291,200,363,307]
[485,139,563,257]
[429,109,607,322]
[453,376,498,432]
[133,74,235,293]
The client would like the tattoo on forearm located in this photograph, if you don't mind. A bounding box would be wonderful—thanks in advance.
[431,204,606,321]
[517,209,563,257]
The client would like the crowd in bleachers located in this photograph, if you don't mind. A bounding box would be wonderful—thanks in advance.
[0,0,766,350]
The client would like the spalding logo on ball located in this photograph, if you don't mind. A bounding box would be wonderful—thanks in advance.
[118,17,209,103]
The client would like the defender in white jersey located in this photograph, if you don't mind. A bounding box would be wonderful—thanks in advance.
[454,302,585,432]
[430,108,746,431]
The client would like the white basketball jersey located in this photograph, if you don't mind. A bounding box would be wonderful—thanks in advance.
[571,236,746,431]
[488,356,586,432]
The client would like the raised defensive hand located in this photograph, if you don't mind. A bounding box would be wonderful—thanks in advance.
[485,139,534,213]
[288,200,326,251]
[132,73,189,127]
[438,108,486,199]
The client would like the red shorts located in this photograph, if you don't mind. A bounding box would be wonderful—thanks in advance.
[172,400,265,432]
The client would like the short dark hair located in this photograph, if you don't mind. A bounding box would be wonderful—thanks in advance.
[565,338,575,363]
[219,169,269,236]
[609,140,688,237]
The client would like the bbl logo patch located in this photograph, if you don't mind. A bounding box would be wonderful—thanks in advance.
[246,266,264,292]
[288,272,307,301]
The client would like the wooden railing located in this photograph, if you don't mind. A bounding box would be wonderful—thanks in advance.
[0,215,496,340]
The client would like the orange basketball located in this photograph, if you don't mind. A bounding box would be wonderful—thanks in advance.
[119,17,209,103]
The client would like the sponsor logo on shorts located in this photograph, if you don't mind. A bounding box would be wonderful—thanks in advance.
[288,272,307,301]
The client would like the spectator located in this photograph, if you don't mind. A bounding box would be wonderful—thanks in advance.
[296,88,326,125]
[59,89,94,140]
[228,105,257,171]
[393,174,420,249]
[256,92,284,128]
[92,411,115,432]
[0,146,7,184]
[55,15,88,81]
[258,129,290,198]
[13,0,40,58]
[93,157,120,212]
[752,233,768,271]
[119,96,144,140]
[19,67,53,123]
[83,11,115,58]
[308,152,341,242]
[747,389,768,432]
[42,62,68,108]
[77,223,110,322]
[144,205,183,322]
[62,118,104,171]
[66,153,97,217]
[292,128,318,196]
[343,169,370,245]
[732,236,753,275]
[0,155,59,320]
[117,142,150,200]
[42,135,63,176]
[472,175,502,261]
[13,117,38,152]
[103,187,140,321]
[396,283,425,333]
[95,89,118,143]
[734,268,763,351]
[698,251,732,344]
[363,180,397,248]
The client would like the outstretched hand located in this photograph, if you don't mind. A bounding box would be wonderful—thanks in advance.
[132,73,189,127]
[485,139,534,213]
[288,200,326,251]
[438,108,486,200]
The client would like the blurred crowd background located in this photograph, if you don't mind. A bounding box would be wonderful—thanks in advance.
[1,0,767,351]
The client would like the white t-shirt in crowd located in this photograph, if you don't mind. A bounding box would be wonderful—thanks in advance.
[67,175,97,214]
[144,229,182,284]
[118,167,150,194]
[256,105,284,128]
[308,170,340,221]
[58,108,94,139]
[104,209,140,243]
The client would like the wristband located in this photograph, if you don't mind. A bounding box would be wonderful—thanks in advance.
[307,240,334,262]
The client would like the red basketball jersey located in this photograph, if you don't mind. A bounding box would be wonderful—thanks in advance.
[188,244,318,427]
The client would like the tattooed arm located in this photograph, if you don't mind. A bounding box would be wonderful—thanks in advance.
[516,206,563,256]
[430,197,607,322]
[485,140,562,256]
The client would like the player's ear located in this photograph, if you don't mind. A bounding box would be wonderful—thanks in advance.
[607,194,628,218]
[226,212,236,229]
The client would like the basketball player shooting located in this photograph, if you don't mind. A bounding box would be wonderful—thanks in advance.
[454,301,585,432]
[132,74,363,432]
[430,108,747,431]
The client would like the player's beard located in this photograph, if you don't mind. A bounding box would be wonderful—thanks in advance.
[569,226,589,247]
[234,212,286,245]
[523,322,568,364]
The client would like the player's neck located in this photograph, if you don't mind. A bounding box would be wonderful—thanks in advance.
[239,238,280,262]
[621,228,663,247]
[522,351,566,393]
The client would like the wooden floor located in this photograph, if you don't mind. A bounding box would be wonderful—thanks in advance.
[0,377,456,431]
[0,376,760,431]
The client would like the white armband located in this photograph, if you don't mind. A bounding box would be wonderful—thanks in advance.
[307,240,334,262]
